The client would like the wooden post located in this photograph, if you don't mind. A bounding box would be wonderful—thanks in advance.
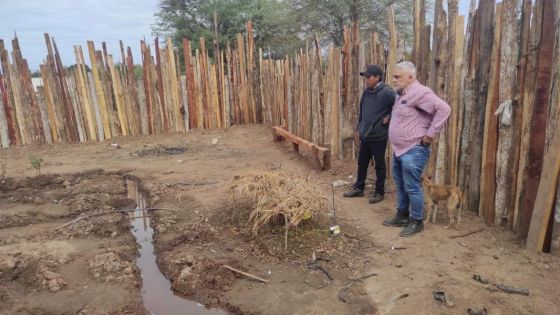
[467,0,494,214]
[88,41,111,139]
[479,3,502,226]
[494,0,522,226]
[513,0,534,231]
[0,40,19,145]
[527,0,560,251]
[519,0,554,237]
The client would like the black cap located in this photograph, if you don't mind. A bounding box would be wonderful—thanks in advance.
[360,64,383,78]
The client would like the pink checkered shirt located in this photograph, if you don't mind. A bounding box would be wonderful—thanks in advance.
[388,81,451,157]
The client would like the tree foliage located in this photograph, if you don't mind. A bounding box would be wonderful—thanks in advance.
[153,0,302,58]
[153,0,418,59]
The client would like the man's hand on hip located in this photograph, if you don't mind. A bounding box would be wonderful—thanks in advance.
[421,135,432,146]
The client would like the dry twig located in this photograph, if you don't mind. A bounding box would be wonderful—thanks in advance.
[222,264,269,283]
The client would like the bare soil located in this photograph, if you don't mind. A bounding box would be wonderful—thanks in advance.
[1,125,558,315]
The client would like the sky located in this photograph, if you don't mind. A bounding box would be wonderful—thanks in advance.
[0,0,158,71]
[0,0,473,71]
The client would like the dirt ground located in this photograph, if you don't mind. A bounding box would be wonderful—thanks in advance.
[1,125,559,315]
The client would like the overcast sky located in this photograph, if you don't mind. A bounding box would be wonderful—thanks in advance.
[0,0,472,71]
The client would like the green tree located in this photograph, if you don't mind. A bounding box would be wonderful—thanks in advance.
[290,0,415,50]
[153,0,302,60]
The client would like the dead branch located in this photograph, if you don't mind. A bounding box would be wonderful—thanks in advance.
[115,207,178,213]
[449,228,485,239]
[222,264,269,283]
[54,212,112,231]
[495,284,530,296]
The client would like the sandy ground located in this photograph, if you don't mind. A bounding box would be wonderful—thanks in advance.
[1,124,558,315]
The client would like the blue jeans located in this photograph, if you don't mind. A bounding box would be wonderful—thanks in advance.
[393,144,430,220]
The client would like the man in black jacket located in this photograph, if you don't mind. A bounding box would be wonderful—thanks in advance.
[343,65,396,203]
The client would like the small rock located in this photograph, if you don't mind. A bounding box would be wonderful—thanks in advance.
[63,180,71,188]
[179,266,192,280]
[111,231,118,238]
[124,266,133,275]
[332,180,351,187]
[0,256,17,271]
[105,275,115,282]
[212,138,219,145]
[177,159,184,164]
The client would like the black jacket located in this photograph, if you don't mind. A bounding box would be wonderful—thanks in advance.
[358,82,396,142]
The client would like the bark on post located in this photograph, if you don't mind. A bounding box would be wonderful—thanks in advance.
[520,0,555,237]
[479,3,502,225]
[494,0,521,226]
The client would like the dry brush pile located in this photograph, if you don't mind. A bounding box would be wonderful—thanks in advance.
[232,172,329,248]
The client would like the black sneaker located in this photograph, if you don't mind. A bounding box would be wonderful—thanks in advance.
[343,188,364,197]
[368,193,384,204]
[399,219,424,237]
[382,212,409,227]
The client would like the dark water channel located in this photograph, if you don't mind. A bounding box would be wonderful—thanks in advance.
[126,178,225,315]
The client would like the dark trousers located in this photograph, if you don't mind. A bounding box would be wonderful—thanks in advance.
[354,139,387,194]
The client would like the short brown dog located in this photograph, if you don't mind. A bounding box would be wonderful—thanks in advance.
[421,176,463,230]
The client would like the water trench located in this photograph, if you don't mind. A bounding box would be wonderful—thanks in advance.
[125,178,225,315]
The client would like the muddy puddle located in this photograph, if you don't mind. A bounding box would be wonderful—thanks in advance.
[126,178,225,315]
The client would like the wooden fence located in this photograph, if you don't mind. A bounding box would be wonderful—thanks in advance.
[0,1,558,253]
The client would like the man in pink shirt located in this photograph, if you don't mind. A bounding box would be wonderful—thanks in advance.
[383,62,451,237]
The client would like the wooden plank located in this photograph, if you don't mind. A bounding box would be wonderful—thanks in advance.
[154,38,169,132]
[520,0,555,237]
[183,39,196,130]
[66,71,86,142]
[39,63,62,142]
[74,46,96,141]
[0,75,9,147]
[246,21,258,124]
[449,16,465,187]
[272,126,330,170]
[494,0,522,226]
[513,0,534,230]
[108,55,129,136]
[479,3,502,226]
[430,0,448,183]
[52,38,79,142]
[0,40,19,145]
[87,41,111,139]
[457,1,480,209]
[467,0,495,214]
[527,0,560,251]
[8,60,29,144]
[12,37,44,144]
[35,86,53,144]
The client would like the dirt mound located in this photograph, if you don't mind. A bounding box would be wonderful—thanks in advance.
[170,257,239,306]
[89,252,136,283]
[132,145,188,157]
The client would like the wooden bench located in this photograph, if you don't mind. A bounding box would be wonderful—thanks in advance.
[272,126,331,170]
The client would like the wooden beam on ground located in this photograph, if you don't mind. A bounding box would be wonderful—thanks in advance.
[272,126,331,171]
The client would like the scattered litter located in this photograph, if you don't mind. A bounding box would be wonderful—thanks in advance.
[432,291,454,307]
[307,261,333,281]
[467,308,488,315]
[495,284,529,296]
[110,143,121,149]
[222,264,269,283]
[391,246,407,250]
[473,274,529,295]
[472,274,489,284]
[212,138,219,144]
[332,180,351,187]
